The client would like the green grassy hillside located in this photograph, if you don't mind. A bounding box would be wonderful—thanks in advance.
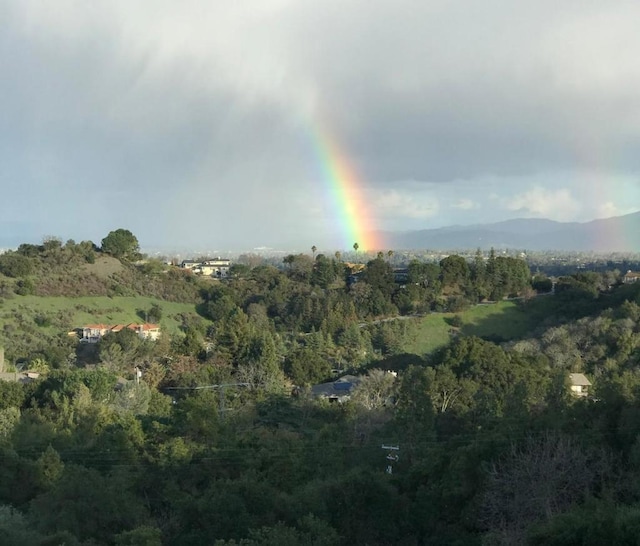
[402,299,549,355]
[0,295,202,335]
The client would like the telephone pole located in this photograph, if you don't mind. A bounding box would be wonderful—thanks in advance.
[382,444,400,474]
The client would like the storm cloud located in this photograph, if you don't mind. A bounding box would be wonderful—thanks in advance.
[1,0,639,250]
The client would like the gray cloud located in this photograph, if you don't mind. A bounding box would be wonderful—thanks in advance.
[1,1,639,249]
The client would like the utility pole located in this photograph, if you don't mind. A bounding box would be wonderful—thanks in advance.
[382,444,400,474]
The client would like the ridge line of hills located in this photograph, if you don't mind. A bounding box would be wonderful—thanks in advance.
[375,211,640,252]
[2,211,638,253]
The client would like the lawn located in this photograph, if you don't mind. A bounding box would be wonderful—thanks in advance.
[0,295,204,335]
[403,299,545,356]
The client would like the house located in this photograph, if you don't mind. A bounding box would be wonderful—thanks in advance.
[80,323,161,343]
[310,375,362,403]
[569,373,592,397]
[82,324,111,343]
[135,323,161,341]
[393,268,409,284]
[182,258,232,278]
[180,260,200,270]
[623,270,640,284]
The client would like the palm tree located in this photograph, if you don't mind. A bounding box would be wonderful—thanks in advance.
[353,242,359,262]
[387,250,394,262]
[311,245,317,260]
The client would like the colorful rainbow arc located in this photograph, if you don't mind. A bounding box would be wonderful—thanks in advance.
[312,124,381,251]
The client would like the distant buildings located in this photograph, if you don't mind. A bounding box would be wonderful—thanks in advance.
[181,258,231,278]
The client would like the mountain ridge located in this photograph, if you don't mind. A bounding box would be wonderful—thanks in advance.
[376,211,640,252]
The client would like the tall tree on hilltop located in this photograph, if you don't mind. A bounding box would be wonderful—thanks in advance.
[101,229,140,260]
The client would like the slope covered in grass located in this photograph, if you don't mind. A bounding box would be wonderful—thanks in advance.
[402,299,551,355]
[0,295,202,335]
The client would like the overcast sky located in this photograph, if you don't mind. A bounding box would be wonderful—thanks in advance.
[2,1,640,251]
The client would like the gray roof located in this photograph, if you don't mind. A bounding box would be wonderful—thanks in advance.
[311,375,361,398]
[569,373,592,387]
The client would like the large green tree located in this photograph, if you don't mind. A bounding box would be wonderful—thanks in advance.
[100,229,140,260]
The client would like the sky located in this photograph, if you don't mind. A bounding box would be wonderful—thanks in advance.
[2,0,640,251]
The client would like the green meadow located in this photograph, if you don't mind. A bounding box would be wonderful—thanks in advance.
[0,295,203,335]
[403,299,547,356]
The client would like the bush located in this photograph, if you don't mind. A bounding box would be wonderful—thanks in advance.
[34,314,52,328]
[0,253,33,278]
[447,314,463,328]
[446,295,471,313]
[15,278,34,296]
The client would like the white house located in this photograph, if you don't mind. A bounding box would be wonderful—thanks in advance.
[182,258,231,278]
[569,373,592,397]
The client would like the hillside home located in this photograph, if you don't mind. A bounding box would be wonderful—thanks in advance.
[181,258,231,278]
[180,260,200,270]
[311,375,362,403]
[81,323,161,343]
[569,373,592,397]
[623,270,640,284]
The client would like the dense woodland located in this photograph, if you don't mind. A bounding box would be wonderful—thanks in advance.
[1,232,640,545]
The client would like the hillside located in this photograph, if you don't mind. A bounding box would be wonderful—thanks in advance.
[1,235,640,544]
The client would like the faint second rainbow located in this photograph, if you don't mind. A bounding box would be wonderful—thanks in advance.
[311,122,381,251]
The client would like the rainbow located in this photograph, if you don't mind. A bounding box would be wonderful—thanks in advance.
[311,122,381,251]
[570,139,640,251]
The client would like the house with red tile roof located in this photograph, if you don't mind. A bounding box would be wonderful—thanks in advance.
[80,323,160,343]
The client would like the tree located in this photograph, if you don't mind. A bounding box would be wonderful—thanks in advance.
[480,433,611,545]
[100,229,140,260]
[311,245,317,260]
[0,253,33,278]
[353,242,359,259]
[147,303,163,323]
[361,257,395,297]
[351,369,396,410]
[285,347,331,386]
[311,255,336,289]
[439,255,470,290]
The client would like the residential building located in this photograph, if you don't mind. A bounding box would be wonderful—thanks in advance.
[569,373,592,397]
[623,270,640,284]
[181,257,231,278]
[310,375,362,403]
[180,260,200,270]
[80,323,161,343]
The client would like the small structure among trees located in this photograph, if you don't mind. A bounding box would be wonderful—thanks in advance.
[569,373,592,397]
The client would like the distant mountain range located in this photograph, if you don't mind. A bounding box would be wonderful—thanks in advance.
[1,212,638,254]
[378,211,640,252]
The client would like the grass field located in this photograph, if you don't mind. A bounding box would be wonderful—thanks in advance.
[403,299,549,356]
[0,295,204,335]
